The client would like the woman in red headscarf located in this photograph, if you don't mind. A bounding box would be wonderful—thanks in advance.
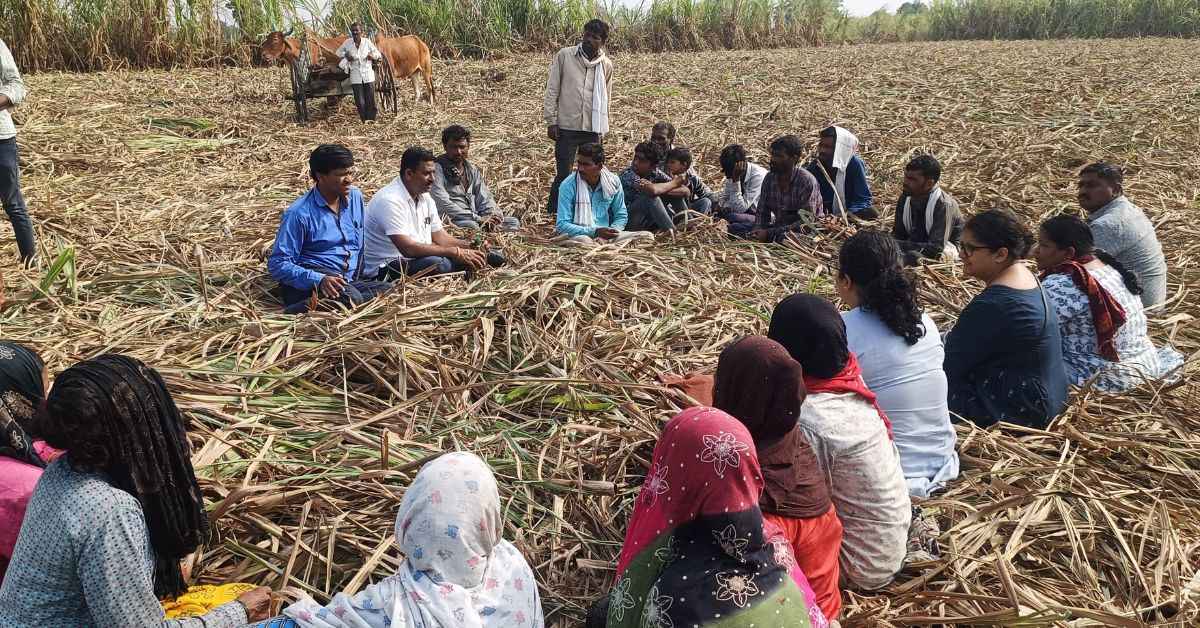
[603,407,827,628]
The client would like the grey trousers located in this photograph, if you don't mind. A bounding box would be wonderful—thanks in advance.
[627,195,685,232]
[546,129,601,214]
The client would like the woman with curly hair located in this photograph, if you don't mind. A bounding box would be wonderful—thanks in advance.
[0,354,270,627]
[836,231,959,498]
[944,209,1068,429]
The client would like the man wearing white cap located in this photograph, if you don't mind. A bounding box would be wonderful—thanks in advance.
[806,125,876,220]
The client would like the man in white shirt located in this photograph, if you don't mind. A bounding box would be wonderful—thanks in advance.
[0,38,33,266]
[363,147,496,280]
[715,143,766,237]
[336,23,382,122]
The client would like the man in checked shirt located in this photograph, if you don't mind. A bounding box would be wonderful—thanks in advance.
[748,135,825,244]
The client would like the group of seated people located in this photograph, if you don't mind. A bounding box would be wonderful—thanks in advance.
[267,125,518,313]
[0,182,1181,625]
[11,118,1164,625]
[0,348,544,627]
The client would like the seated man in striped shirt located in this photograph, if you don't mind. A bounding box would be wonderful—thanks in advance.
[748,135,824,243]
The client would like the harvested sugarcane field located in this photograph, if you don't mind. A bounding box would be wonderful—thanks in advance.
[3,37,1199,626]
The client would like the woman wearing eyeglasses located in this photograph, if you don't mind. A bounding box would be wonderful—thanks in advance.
[943,209,1068,429]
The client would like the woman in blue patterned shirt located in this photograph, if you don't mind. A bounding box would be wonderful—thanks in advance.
[0,354,271,627]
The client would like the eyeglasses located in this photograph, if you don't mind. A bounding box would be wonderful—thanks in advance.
[959,241,995,256]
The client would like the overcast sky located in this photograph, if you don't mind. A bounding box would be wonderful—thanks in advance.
[842,0,896,15]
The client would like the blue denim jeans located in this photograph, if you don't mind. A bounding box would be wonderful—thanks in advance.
[0,137,35,263]
[279,274,392,314]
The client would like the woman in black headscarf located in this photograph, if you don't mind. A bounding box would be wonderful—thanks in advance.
[766,295,912,591]
[0,341,48,584]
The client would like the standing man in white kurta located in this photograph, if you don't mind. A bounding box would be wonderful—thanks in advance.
[543,19,613,215]
[337,23,383,122]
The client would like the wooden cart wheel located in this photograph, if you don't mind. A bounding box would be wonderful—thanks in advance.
[375,55,398,116]
[288,61,309,123]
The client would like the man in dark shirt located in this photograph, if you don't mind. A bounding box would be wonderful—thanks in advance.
[665,147,717,216]
[619,141,687,232]
[749,135,823,243]
[805,125,876,220]
[892,154,964,265]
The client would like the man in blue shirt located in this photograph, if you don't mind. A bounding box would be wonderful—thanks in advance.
[268,144,392,313]
[805,126,876,220]
[554,143,652,246]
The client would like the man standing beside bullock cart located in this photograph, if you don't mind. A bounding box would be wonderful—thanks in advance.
[544,19,613,216]
[336,22,383,122]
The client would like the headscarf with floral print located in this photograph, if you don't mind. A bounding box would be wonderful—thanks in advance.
[607,407,827,628]
[283,451,544,628]
[0,341,46,468]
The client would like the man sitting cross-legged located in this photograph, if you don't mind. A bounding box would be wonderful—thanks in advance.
[620,141,688,233]
[268,144,392,314]
[362,147,503,281]
[665,147,717,217]
[748,134,823,243]
[430,124,521,233]
[555,142,653,247]
[715,143,767,237]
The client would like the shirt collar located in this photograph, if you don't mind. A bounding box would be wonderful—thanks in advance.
[310,187,347,214]
[1090,195,1127,220]
[393,177,426,207]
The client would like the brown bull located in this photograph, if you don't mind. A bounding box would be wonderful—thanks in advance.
[259,30,347,66]
[375,35,437,105]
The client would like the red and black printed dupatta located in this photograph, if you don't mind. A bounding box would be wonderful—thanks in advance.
[606,407,828,628]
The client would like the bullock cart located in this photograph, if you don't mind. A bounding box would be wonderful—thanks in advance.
[285,31,399,123]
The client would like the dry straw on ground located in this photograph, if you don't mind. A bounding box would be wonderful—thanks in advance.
[1,39,1198,626]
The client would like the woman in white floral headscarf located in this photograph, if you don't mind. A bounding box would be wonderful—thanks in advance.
[279,451,543,628]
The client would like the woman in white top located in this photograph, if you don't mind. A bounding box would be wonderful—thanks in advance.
[1034,214,1182,392]
[835,230,959,498]
[767,293,911,591]
[336,22,382,121]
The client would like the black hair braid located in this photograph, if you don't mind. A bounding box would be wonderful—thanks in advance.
[839,230,927,345]
[44,354,207,599]
[1095,249,1144,296]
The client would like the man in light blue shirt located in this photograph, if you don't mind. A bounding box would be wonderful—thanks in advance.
[554,143,652,246]
[268,144,391,313]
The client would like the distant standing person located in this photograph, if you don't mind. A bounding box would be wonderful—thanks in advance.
[544,19,613,215]
[337,22,383,122]
[0,38,33,266]
[891,154,964,265]
[1077,162,1167,308]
